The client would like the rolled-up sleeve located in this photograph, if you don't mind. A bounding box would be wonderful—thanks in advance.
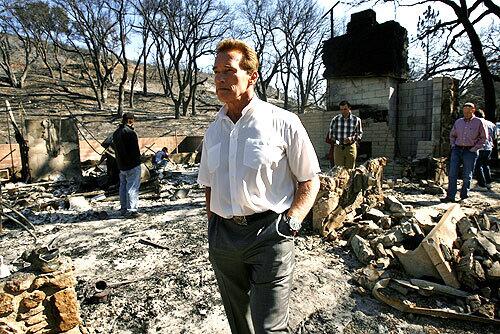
[286,115,321,182]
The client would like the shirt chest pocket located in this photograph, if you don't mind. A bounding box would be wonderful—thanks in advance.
[243,138,283,169]
[207,143,221,173]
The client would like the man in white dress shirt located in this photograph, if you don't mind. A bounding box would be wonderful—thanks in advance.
[197,39,320,334]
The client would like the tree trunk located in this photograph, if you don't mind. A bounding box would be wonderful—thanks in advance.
[174,100,181,119]
[458,11,497,121]
[143,45,148,96]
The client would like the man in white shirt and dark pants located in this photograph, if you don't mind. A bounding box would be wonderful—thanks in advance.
[197,39,320,334]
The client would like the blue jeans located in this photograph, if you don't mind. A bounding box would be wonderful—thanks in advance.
[447,147,478,200]
[155,160,168,168]
[475,149,492,186]
[119,165,141,213]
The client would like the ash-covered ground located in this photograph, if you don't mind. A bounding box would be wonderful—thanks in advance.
[1,166,499,334]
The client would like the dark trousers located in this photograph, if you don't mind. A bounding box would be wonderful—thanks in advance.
[208,213,295,334]
[475,149,492,186]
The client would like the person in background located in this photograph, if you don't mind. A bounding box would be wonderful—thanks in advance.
[441,102,487,202]
[113,112,142,218]
[153,147,169,169]
[197,38,320,334]
[474,109,496,189]
[325,100,363,169]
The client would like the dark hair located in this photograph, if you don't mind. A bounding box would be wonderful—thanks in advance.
[339,100,351,108]
[122,112,135,124]
[162,147,168,152]
[476,109,485,118]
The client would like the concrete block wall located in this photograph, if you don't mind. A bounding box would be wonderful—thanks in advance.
[298,110,396,170]
[298,112,332,165]
[397,80,433,157]
[325,76,399,163]
[327,77,399,114]
[362,119,396,158]
[396,77,457,158]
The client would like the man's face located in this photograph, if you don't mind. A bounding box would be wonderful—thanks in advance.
[213,50,257,105]
[340,104,351,118]
[127,119,135,128]
[463,105,475,119]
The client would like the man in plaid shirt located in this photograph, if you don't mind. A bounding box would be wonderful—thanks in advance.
[325,100,363,169]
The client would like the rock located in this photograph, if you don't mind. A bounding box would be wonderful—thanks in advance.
[424,184,445,195]
[397,221,416,237]
[25,319,48,334]
[479,287,491,299]
[413,209,437,234]
[461,238,480,257]
[20,291,46,310]
[486,261,500,280]
[32,271,76,291]
[411,223,425,238]
[312,193,339,231]
[476,233,500,261]
[481,231,500,251]
[365,208,386,222]
[357,221,382,238]
[375,257,390,269]
[465,294,481,313]
[50,289,81,332]
[384,195,406,213]
[0,320,24,334]
[477,213,491,231]
[374,243,387,258]
[0,293,14,316]
[17,304,45,321]
[482,258,493,268]
[456,253,486,290]
[351,235,375,264]
[381,233,400,247]
[68,196,91,211]
[4,273,36,293]
[457,217,478,240]
[477,303,496,319]
[378,216,392,229]
[60,326,84,334]
[25,312,47,326]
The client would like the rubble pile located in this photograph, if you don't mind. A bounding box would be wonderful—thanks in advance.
[313,157,387,240]
[0,249,85,333]
[313,164,500,324]
[361,203,499,324]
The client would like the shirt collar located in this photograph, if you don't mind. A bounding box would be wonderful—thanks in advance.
[217,96,260,122]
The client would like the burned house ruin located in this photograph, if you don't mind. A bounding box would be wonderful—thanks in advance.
[299,9,459,177]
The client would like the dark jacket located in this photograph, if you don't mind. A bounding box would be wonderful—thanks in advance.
[112,124,141,171]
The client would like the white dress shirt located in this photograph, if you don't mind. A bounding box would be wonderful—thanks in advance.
[197,97,320,219]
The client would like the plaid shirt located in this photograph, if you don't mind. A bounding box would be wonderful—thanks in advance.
[327,113,363,145]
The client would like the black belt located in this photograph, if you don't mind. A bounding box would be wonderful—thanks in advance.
[456,145,473,149]
[227,210,279,226]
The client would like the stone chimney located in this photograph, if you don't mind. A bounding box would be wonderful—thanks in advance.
[323,9,408,80]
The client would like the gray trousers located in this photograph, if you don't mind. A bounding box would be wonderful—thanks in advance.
[208,212,295,334]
